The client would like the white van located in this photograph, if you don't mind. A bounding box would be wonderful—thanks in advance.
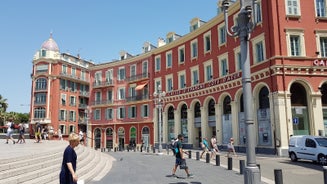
[288,135,327,165]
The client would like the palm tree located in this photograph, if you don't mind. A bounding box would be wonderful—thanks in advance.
[0,95,8,126]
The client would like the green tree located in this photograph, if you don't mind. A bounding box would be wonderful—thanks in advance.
[0,95,8,126]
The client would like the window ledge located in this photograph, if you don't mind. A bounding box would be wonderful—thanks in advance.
[286,14,301,21]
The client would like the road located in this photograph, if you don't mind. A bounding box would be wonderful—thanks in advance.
[91,150,324,184]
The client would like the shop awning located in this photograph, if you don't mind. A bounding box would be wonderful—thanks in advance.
[135,81,148,90]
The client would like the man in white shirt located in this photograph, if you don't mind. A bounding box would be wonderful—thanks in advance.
[6,119,15,144]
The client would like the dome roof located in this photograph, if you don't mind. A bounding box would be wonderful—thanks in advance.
[41,33,59,52]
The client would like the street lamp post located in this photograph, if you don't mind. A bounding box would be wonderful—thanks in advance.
[153,85,166,154]
[222,0,261,183]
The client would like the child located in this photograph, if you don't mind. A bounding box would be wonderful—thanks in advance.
[227,138,237,157]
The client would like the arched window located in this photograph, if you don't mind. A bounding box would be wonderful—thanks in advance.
[168,106,174,120]
[259,87,270,109]
[223,96,231,114]
[181,104,187,119]
[194,102,201,118]
[208,99,215,116]
[34,107,46,118]
[35,78,47,90]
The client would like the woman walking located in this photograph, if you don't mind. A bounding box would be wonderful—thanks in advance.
[59,133,80,184]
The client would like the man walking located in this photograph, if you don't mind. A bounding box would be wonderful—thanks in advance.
[6,118,15,144]
[171,134,193,178]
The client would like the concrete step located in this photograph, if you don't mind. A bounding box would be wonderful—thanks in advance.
[0,141,114,184]
[0,143,84,184]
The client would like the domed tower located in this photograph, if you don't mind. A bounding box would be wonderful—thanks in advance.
[30,33,94,141]
[33,33,60,60]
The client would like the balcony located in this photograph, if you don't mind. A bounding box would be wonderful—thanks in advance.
[126,94,149,102]
[59,72,90,84]
[91,99,114,106]
[126,73,149,83]
[79,91,90,97]
[93,79,114,89]
[78,104,88,109]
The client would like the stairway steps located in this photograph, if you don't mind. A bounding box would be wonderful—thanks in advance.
[0,142,114,184]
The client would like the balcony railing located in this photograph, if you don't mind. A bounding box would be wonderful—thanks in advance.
[126,94,149,102]
[60,72,90,83]
[93,79,114,88]
[126,72,149,82]
[91,99,114,106]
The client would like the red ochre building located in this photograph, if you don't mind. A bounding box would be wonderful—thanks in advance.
[30,0,327,156]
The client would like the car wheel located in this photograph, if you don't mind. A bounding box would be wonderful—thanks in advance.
[290,152,297,162]
[318,155,327,166]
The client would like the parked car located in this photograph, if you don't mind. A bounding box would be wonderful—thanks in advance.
[288,135,327,165]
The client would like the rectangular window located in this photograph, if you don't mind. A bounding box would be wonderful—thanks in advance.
[106,108,113,120]
[95,72,101,85]
[179,74,185,89]
[62,65,67,74]
[141,104,149,117]
[316,0,326,17]
[142,61,148,75]
[166,52,172,68]
[71,68,76,77]
[219,26,226,45]
[130,65,136,78]
[167,78,173,91]
[179,48,185,63]
[255,1,262,23]
[205,34,211,52]
[61,94,66,106]
[94,109,101,120]
[105,69,113,84]
[256,41,264,62]
[118,68,125,80]
[206,65,212,81]
[128,106,137,118]
[107,90,113,101]
[287,0,299,15]
[70,96,76,106]
[95,91,101,104]
[60,110,66,121]
[290,35,300,56]
[321,37,327,57]
[221,59,228,76]
[191,41,198,58]
[192,70,199,85]
[118,88,125,100]
[155,57,161,71]
[118,107,125,119]
[69,111,76,121]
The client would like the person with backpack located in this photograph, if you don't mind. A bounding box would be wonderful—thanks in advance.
[5,118,15,144]
[171,134,193,178]
[200,137,210,159]
[16,123,26,144]
[34,122,42,143]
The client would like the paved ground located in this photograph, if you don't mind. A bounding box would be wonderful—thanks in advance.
[91,151,269,184]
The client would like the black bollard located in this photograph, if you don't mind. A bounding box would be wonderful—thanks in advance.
[147,147,149,153]
[196,151,200,160]
[239,160,245,175]
[216,155,220,166]
[274,169,283,184]
[324,166,327,184]
[153,147,156,153]
[206,152,210,163]
[228,157,233,170]
[188,150,191,159]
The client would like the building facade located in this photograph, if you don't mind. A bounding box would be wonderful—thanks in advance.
[30,0,327,156]
[30,34,94,140]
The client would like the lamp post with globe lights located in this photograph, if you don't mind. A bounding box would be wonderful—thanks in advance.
[153,85,166,154]
[221,0,261,183]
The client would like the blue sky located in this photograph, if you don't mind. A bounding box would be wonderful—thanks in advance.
[0,1,218,113]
